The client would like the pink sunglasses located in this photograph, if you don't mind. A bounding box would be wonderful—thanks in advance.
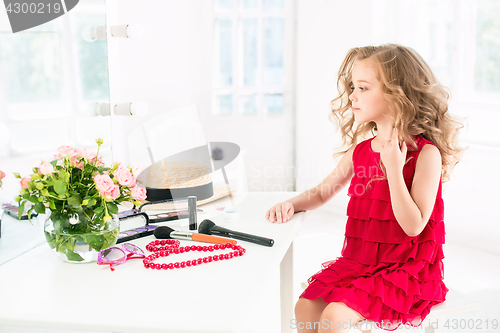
[97,243,145,271]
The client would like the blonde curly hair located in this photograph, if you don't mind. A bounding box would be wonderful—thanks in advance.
[330,44,464,182]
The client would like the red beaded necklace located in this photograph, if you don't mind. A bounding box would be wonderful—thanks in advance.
[143,239,246,270]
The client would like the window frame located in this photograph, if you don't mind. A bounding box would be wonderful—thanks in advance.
[212,0,293,117]
[0,3,111,156]
[385,0,500,147]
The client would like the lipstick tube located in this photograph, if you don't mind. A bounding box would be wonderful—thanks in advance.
[188,196,197,230]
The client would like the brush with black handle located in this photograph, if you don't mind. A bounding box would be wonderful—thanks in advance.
[154,226,237,245]
[198,219,274,247]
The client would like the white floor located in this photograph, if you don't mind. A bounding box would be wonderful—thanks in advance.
[1,205,499,333]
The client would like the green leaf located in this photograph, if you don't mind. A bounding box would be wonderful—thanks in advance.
[64,249,84,262]
[54,179,66,196]
[13,172,22,179]
[28,195,38,203]
[93,206,103,214]
[18,201,26,220]
[34,202,46,214]
[54,232,75,253]
[58,170,67,180]
[26,207,34,223]
[103,229,119,249]
[85,234,104,252]
[107,202,118,215]
[44,231,56,249]
[49,200,56,210]
[68,194,82,207]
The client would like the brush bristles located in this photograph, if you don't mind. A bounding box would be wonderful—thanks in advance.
[153,226,175,239]
[198,219,215,235]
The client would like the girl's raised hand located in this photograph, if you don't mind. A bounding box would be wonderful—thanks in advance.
[380,129,408,174]
[265,202,294,224]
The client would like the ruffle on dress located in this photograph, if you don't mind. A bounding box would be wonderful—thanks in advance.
[302,255,448,330]
[346,197,445,240]
[300,135,448,331]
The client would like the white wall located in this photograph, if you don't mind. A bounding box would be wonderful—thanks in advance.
[294,0,500,256]
[110,0,499,256]
[112,0,294,193]
[295,0,374,210]
[112,0,213,159]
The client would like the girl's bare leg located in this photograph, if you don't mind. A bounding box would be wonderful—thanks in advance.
[318,302,364,333]
[295,297,329,333]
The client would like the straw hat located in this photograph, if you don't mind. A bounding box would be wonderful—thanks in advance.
[142,159,214,202]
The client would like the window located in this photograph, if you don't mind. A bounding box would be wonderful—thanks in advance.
[467,0,500,99]
[373,0,500,146]
[0,2,110,155]
[212,0,287,115]
[0,1,111,204]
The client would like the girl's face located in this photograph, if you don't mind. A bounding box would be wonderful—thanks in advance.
[349,59,389,124]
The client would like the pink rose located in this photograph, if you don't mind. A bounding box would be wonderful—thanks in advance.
[54,145,78,160]
[131,166,142,178]
[91,154,105,167]
[102,184,120,201]
[78,148,93,159]
[20,177,31,189]
[131,185,147,201]
[38,161,54,175]
[114,165,136,187]
[94,174,114,193]
[0,170,5,180]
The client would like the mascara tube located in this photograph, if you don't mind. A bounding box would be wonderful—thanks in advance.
[188,196,197,230]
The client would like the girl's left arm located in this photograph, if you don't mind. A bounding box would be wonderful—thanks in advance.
[381,131,442,237]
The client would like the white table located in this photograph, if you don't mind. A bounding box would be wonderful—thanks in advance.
[0,192,305,333]
[0,209,46,265]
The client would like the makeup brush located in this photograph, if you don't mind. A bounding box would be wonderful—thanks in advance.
[154,226,237,245]
[198,219,274,247]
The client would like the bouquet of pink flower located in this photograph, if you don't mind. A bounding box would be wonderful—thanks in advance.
[0,169,5,188]
[15,138,146,228]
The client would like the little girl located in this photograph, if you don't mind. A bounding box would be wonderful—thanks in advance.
[265,44,463,332]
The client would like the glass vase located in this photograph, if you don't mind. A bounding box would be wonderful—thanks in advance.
[44,212,119,263]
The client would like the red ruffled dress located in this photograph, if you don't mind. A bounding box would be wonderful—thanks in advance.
[300,135,448,331]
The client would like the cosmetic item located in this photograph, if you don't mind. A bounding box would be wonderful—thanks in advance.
[143,240,246,270]
[198,219,274,247]
[223,208,240,222]
[138,197,189,211]
[97,243,146,271]
[188,196,197,230]
[154,226,237,245]
[2,204,38,220]
[118,209,139,218]
[143,209,203,224]
[138,198,202,223]
[117,212,158,244]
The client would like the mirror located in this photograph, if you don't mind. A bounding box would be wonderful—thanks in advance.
[0,0,111,203]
